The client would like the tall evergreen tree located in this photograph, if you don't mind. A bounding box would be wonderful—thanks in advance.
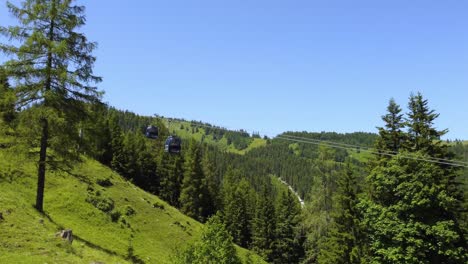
[0,0,102,212]
[222,168,254,248]
[361,94,467,263]
[274,190,303,264]
[159,152,184,207]
[179,139,207,221]
[110,114,127,176]
[303,145,340,263]
[405,92,448,157]
[202,149,220,215]
[318,162,364,264]
[251,180,276,262]
[375,98,406,155]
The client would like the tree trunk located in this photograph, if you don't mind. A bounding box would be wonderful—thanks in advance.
[35,118,48,212]
[35,0,55,213]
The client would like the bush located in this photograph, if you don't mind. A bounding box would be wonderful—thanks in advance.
[124,205,136,216]
[86,189,114,213]
[97,177,113,187]
[110,210,121,222]
[152,202,165,210]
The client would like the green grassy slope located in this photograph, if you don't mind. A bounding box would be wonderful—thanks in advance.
[164,119,267,155]
[0,150,265,264]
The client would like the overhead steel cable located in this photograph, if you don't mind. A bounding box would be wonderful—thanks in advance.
[279,134,468,167]
[276,135,468,168]
[158,118,468,168]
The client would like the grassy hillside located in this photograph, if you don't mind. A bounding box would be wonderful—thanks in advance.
[164,119,267,155]
[0,150,265,264]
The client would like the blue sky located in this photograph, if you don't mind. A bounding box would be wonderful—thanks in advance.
[1,0,467,139]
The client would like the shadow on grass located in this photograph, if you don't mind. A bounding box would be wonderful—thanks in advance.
[42,212,122,258]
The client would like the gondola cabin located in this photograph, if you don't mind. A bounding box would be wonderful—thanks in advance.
[145,125,159,139]
[165,136,181,154]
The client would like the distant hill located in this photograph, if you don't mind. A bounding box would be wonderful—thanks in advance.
[161,118,267,155]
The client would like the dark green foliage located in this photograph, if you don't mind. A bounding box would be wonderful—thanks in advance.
[110,114,127,176]
[375,98,406,154]
[124,205,136,216]
[97,177,113,187]
[174,213,241,264]
[0,68,16,125]
[273,190,303,264]
[179,139,208,221]
[159,152,184,207]
[221,168,255,248]
[225,130,252,150]
[251,180,276,262]
[201,149,219,216]
[362,154,467,263]
[361,94,467,263]
[317,162,364,264]
[1,0,102,212]
[110,210,122,222]
[79,102,113,165]
[303,145,343,263]
[86,189,115,213]
[404,92,451,161]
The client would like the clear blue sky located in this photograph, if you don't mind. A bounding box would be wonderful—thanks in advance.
[1,0,467,139]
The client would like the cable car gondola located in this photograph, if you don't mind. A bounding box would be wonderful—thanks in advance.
[145,125,159,139]
[165,135,181,154]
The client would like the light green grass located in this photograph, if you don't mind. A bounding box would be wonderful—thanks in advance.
[0,150,265,264]
[166,119,266,155]
[348,149,373,163]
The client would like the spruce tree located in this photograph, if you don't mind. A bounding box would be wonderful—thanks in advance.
[0,0,102,212]
[274,190,302,264]
[375,98,406,155]
[159,152,184,207]
[318,162,363,264]
[179,139,206,221]
[303,145,340,263]
[110,115,127,176]
[222,168,254,247]
[251,180,276,262]
[361,94,467,263]
[405,92,448,157]
[202,149,219,215]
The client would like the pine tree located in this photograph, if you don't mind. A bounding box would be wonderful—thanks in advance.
[375,98,406,155]
[251,180,276,262]
[222,168,254,248]
[179,139,206,221]
[405,92,448,157]
[0,0,102,212]
[110,115,127,176]
[202,149,220,215]
[317,162,364,264]
[274,190,302,264]
[361,94,468,263]
[159,152,184,207]
[303,145,340,263]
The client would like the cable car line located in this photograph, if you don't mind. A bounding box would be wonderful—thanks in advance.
[144,118,468,168]
[279,134,468,167]
[276,135,468,168]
